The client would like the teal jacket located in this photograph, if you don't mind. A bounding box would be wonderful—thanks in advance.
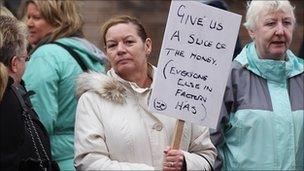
[23,37,106,171]
[212,42,304,170]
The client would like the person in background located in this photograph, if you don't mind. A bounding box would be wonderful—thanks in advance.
[200,0,242,59]
[211,0,303,170]
[0,12,59,171]
[74,15,217,170]
[21,0,106,170]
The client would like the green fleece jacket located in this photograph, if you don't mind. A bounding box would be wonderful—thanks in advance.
[23,37,106,171]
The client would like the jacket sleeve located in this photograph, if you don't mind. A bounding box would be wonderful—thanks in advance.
[74,92,155,170]
[209,69,235,171]
[182,124,217,170]
[23,52,59,134]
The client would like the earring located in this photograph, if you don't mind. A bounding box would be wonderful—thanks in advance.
[146,51,151,58]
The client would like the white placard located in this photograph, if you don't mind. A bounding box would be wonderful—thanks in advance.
[149,1,241,128]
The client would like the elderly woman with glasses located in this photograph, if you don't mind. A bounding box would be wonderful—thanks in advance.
[0,12,59,171]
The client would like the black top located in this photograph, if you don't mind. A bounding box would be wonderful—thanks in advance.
[207,0,242,59]
[0,77,57,171]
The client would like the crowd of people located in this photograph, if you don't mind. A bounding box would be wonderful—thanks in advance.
[1,0,303,171]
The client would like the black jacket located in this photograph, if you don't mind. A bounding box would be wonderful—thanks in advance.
[0,77,58,171]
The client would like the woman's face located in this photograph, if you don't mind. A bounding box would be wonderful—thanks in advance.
[105,23,152,76]
[249,10,294,60]
[26,3,55,45]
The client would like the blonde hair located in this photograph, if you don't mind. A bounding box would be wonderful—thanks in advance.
[0,62,8,101]
[0,6,12,101]
[23,0,83,42]
[0,6,15,18]
[243,0,295,30]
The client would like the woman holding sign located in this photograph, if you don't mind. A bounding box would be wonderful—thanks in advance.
[74,15,217,170]
[212,0,303,170]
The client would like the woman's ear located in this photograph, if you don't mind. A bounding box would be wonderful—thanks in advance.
[145,38,152,55]
[10,56,19,73]
[247,28,255,40]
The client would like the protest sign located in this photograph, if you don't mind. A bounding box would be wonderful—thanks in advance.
[149,1,241,129]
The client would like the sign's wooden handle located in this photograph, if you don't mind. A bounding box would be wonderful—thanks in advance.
[171,119,185,149]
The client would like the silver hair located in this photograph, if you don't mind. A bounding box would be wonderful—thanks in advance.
[243,0,296,30]
[0,15,28,67]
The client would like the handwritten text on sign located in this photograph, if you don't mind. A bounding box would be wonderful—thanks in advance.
[149,1,241,128]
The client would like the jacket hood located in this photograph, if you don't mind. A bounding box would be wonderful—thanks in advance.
[76,71,126,104]
[57,37,107,64]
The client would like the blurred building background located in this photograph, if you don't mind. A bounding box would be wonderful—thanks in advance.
[78,0,303,65]
[2,0,303,65]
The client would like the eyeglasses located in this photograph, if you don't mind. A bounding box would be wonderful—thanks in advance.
[18,54,30,61]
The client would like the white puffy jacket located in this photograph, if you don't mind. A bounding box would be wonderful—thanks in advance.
[74,67,217,170]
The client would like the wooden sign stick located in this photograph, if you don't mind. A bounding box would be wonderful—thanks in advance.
[171,119,185,149]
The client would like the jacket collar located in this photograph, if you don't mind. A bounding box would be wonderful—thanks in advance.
[107,63,156,94]
[76,63,156,104]
[235,42,304,83]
